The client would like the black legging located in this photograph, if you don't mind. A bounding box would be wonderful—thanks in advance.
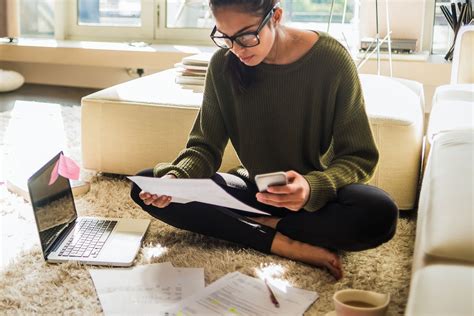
[130,169,398,254]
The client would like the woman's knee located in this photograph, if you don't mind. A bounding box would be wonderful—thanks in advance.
[374,190,398,221]
[365,188,399,240]
[342,184,397,214]
[341,184,398,238]
[135,168,155,177]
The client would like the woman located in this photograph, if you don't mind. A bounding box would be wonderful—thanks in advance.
[130,0,398,280]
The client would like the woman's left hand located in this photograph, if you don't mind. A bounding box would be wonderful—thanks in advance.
[256,170,310,211]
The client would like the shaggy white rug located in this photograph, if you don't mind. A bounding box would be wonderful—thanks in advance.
[0,100,417,315]
[0,177,416,315]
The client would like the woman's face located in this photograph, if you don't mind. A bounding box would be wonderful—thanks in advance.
[213,6,278,66]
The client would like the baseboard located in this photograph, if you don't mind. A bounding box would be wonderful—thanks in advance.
[0,61,167,89]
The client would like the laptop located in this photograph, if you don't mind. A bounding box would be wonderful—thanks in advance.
[27,152,150,266]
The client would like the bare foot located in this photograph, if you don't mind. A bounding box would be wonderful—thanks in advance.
[248,216,281,229]
[271,232,343,280]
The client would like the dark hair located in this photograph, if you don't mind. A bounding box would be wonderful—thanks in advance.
[209,0,277,93]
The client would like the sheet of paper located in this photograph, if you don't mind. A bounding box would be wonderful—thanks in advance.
[164,272,319,316]
[89,263,204,315]
[128,176,269,215]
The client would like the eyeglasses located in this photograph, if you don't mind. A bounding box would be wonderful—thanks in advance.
[210,2,280,49]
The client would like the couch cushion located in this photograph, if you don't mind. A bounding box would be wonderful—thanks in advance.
[360,74,423,124]
[405,265,474,315]
[420,130,474,263]
[427,84,474,143]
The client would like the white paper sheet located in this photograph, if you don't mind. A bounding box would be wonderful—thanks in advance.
[164,272,319,316]
[89,263,204,315]
[128,176,269,215]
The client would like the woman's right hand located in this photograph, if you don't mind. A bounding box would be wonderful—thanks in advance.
[139,174,176,208]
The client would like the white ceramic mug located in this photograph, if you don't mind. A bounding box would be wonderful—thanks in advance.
[333,289,390,316]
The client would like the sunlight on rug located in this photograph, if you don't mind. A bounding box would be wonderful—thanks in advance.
[3,101,68,189]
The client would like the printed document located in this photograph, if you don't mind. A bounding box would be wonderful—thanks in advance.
[89,262,204,315]
[164,271,318,316]
[128,176,270,215]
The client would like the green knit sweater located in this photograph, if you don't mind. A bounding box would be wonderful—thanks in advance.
[154,32,379,212]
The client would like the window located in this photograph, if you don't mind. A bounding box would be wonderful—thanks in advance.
[16,0,449,56]
[19,0,55,38]
[165,0,212,29]
[163,0,357,33]
[432,0,452,55]
[161,0,358,49]
[66,0,154,41]
[77,0,142,27]
[281,0,358,52]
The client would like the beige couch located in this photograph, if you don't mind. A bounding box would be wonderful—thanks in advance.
[406,25,474,315]
[405,84,474,315]
[82,70,424,210]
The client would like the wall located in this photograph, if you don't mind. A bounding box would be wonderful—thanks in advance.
[0,40,215,88]
[0,61,164,89]
[359,0,428,52]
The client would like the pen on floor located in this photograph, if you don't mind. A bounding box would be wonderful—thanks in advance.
[264,279,280,308]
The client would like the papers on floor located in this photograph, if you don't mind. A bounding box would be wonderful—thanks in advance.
[164,271,319,316]
[89,262,204,315]
[174,53,212,87]
[128,176,270,215]
[89,264,319,316]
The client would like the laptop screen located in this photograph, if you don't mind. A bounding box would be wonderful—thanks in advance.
[28,153,77,255]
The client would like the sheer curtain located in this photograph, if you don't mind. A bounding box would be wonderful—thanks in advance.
[0,0,6,37]
[0,0,19,38]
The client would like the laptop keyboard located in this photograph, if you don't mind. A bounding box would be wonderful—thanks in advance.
[58,219,117,258]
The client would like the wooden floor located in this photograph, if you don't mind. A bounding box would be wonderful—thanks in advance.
[0,84,97,113]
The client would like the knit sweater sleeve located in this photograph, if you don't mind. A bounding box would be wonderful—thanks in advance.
[153,53,229,178]
[302,49,379,212]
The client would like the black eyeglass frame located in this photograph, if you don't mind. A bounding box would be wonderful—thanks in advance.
[210,2,280,49]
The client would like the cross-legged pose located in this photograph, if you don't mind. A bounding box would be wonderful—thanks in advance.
[130,0,398,280]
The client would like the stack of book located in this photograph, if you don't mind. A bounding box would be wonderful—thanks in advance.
[174,53,212,87]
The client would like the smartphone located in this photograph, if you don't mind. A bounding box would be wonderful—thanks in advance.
[255,171,288,192]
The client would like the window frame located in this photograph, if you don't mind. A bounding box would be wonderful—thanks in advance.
[153,0,213,44]
[422,0,436,52]
[58,0,440,54]
[64,0,155,41]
